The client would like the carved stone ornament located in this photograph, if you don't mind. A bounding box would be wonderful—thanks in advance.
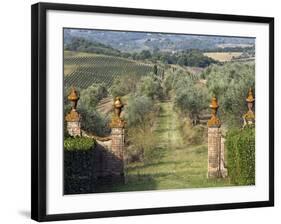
[65,86,81,122]
[207,96,221,128]
[243,88,255,125]
[110,97,125,128]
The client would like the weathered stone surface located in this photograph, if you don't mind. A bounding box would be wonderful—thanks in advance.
[111,127,125,166]
[220,137,228,178]
[66,121,81,137]
[207,127,228,178]
[208,127,221,178]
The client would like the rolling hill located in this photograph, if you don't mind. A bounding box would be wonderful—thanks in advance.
[64,51,157,89]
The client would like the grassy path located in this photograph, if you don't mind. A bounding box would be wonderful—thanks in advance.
[110,101,231,192]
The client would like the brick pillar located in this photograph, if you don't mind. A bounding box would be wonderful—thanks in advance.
[110,127,125,176]
[109,96,125,179]
[208,127,221,178]
[207,96,225,178]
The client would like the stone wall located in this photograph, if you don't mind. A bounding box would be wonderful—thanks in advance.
[93,140,124,182]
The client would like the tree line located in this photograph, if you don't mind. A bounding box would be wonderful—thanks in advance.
[65,37,219,68]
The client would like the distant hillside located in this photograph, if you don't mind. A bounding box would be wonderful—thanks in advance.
[65,37,122,56]
[64,29,255,53]
[64,51,157,89]
[64,37,219,68]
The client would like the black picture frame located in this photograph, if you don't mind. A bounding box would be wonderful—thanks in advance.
[31,2,274,222]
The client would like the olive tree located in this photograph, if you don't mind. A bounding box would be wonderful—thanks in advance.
[207,62,255,127]
[79,84,108,110]
[137,75,163,100]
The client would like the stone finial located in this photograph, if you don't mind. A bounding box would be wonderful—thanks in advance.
[243,88,255,126]
[68,86,79,110]
[207,96,221,128]
[65,87,81,122]
[113,97,124,118]
[246,87,254,103]
[110,97,125,128]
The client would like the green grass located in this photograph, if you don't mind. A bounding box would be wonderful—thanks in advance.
[101,101,233,192]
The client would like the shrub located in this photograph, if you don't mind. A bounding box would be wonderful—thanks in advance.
[163,70,191,96]
[124,95,160,164]
[137,75,163,100]
[64,137,95,151]
[126,127,159,164]
[180,118,207,145]
[64,137,97,194]
[125,95,156,128]
[226,127,255,185]
[125,145,143,163]
[79,108,110,137]
[173,75,209,121]
[79,84,108,110]
[110,74,140,98]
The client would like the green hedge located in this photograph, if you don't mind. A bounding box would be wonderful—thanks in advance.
[64,137,96,194]
[64,137,95,151]
[64,148,96,194]
[226,127,255,185]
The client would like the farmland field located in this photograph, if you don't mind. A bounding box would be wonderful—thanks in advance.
[203,52,243,62]
[64,51,156,89]
[216,43,253,48]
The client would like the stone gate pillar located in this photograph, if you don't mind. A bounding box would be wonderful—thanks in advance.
[65,87,81,137]
[207,96,222,178]
[109,97,125,178]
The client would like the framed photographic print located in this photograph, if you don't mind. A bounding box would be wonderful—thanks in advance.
[31,2,274,222]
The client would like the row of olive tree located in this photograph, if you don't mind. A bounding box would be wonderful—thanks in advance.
[205,62,255,128]
[162,69,209,145]
[110,72,163,100]
[163,69,209,122]
[164,62,255,129]
[124,95,159,163]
